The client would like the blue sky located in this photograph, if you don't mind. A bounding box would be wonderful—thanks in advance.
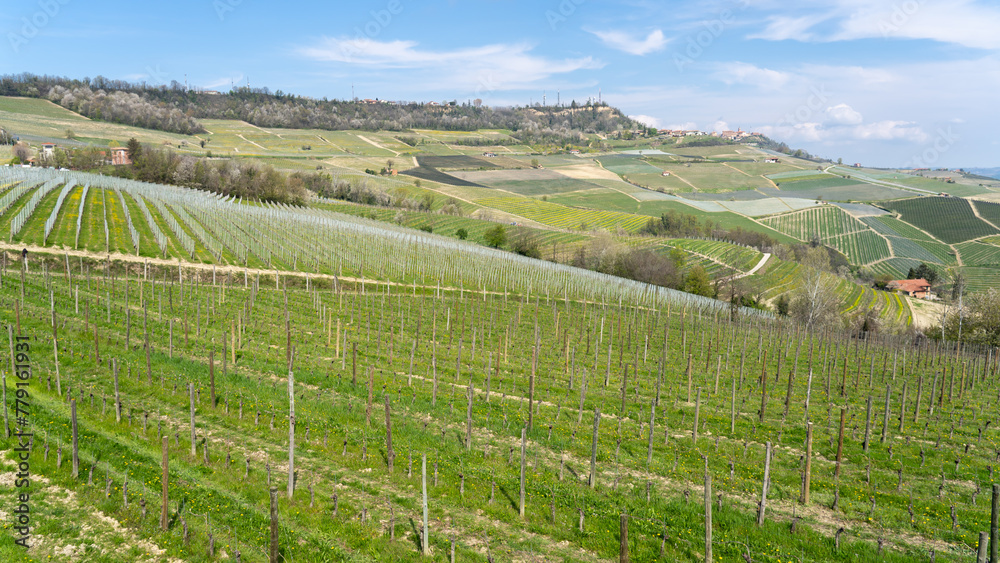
[2,0,998,167]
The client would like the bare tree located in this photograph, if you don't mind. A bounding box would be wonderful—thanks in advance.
[12,142,30,163]
[790,247,840,329]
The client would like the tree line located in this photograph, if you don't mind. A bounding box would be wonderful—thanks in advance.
[0,74,641,143]
[101,139,307,204]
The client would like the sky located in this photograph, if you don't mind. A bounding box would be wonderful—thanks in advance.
[2,0,998,168]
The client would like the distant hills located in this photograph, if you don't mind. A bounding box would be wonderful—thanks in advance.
[966,168,1000,180]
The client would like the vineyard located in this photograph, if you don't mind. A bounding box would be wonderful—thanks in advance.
[6,226,999,562]
[883,198,1000,244]
[1,147,999,563]
[759,206,867,242]
[955,241,1000,268]
[472,196,651,233]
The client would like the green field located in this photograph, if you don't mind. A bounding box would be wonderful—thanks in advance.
[824,230,892,265]
[882,197,1000,244]
[759,206,867,242]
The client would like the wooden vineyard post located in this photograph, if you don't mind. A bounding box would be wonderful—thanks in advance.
[528,366,536,431]
[519,427,527,518]
[422,454,429,556]
[590,408,601,488]
[269,487,279,563]
[189,383,196,457]
[991,483,998,563]
[686,354,693,402]
[835,407,846,479]
[693,387,701,443]
[646,401,655,467]
[209,350,216,408]
[757,441,772,526]
[759,361,768,425]
[161,437,169,531]
[730,376,736,434]
[113,359,121,423]
[70,399,79,478]
[385,395,395,474]
[619,512,629,563]
[978,532,988,563]
[862,395,873,453]
[880,384,891,444]
[288,368,295,499]
[801,422,812,505]
[52,310,61,397]
[705,458,712,563]
[465,386,473,451]
[144,302,151,385]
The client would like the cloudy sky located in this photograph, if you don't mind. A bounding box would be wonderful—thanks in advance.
[2,0,997,167]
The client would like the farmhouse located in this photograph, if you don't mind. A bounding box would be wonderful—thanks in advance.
[764,157,780,164]
[41,142,57,158]
[482,152,497,158]
[110,147,132,166]
[886,278,933,299]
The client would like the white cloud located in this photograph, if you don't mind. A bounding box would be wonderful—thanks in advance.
[666,121,698,131]
[590,29,669,56]
[747,0,1000,49]
[629,114,662,128]
[757,119,927,144]
[747,14,832,42]
[711,120,731,133]
[824,103,863,126]
[851,121,928,142]
[712,62,794,91]
[297,38,601,93]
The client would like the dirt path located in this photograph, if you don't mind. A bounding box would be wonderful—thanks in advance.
[732,253,770,279]
[356,134,400,156]
[236,134,267,151]
[970,199,1000,231]
[721,162,753,177]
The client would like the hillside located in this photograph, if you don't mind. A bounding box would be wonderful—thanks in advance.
[0,74,644,140]
[0,164,996,563]
[5,94,1000,329]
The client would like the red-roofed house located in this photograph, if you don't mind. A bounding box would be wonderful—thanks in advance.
[886,279,933,299]
[110,147,131,166]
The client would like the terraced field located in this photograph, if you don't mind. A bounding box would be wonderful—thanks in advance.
[955,241,1000,267]
[474,196,651,232]
[883,197,1000,243]
[759,206,866,241]
[824,231,892,265]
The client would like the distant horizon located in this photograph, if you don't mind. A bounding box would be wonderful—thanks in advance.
[2,0,997,168]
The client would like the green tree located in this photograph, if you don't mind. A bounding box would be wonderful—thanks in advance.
[530,158,540,168]
[483,225,507,248]
[775,294,790,316]
[455,228,468,240]
[684,265,712,297]
[126,137,143,164]
[908,263,939,286]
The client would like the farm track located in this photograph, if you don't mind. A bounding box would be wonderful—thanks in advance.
[356,134,400,156]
